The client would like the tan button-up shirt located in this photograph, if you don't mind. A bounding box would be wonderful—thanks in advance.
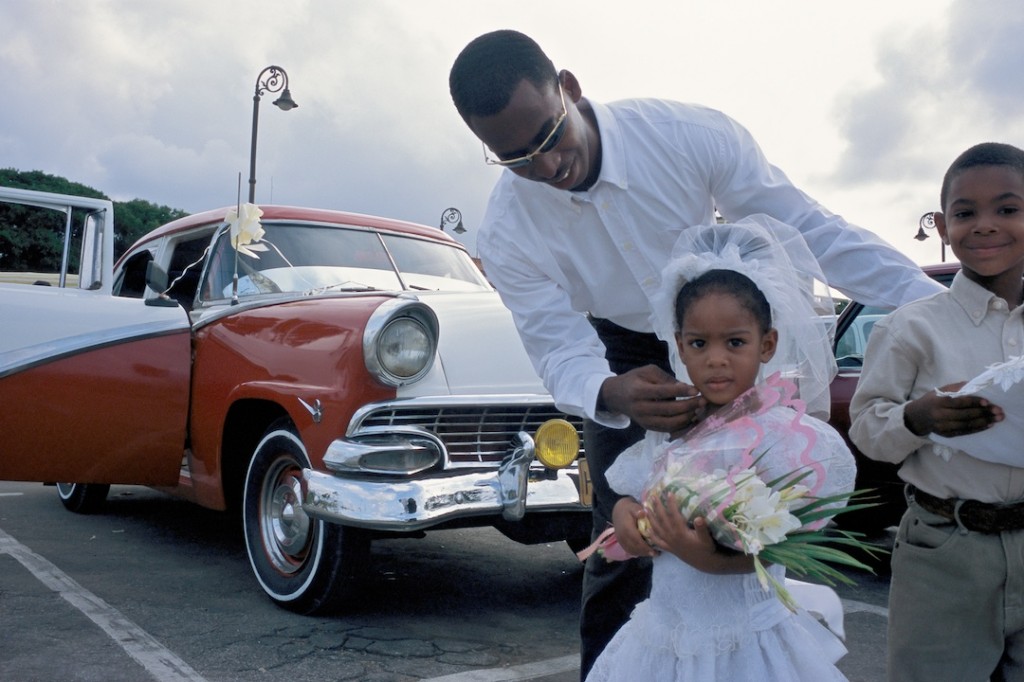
[850,272,1024,503]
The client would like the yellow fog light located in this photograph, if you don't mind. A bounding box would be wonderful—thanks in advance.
[534,419,580,469]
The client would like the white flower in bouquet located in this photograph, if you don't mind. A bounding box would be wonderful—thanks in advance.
[643,458,879,612]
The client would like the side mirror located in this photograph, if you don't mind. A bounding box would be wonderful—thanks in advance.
[145,260,168,293]
[144,261,178,307]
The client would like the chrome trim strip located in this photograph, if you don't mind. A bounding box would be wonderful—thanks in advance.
[345,393,558,435]
[190,290,409,330]
[0,319,189,378]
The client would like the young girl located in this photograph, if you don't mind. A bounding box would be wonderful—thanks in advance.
[585,216,856,681]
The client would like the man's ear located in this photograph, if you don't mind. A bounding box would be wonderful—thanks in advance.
[560,69,583,103]
[760,328,778,363]
[933,211,950,244]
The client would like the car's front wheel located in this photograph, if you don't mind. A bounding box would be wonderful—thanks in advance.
[56,483,110,514]
[243,421,370,614]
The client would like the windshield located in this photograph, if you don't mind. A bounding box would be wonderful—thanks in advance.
[200,222,490,301]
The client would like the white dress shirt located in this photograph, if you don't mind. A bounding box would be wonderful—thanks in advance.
[477,98,944,427]
[849,273,1024,504]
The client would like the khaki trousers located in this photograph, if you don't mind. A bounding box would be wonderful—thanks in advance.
[887,500,1024,681]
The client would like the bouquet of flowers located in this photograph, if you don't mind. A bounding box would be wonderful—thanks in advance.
[582,374,884,611]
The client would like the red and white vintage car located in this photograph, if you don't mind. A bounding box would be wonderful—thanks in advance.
[0,186,591,614]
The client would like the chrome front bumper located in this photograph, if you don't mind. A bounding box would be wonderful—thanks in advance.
[300,431,587,531]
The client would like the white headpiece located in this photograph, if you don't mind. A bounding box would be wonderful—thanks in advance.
[649,214,837,419]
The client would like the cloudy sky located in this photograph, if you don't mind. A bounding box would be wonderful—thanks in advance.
[2,0,1021,265]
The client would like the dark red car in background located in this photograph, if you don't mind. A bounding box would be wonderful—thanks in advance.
[829,262,960,534]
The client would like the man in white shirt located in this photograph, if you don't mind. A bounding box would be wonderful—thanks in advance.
[449,29,943,679]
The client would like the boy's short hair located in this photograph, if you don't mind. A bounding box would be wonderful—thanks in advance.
[941,142,1024,210]
[449,30,558,123]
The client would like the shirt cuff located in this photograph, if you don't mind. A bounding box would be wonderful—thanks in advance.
[584,372,630,428]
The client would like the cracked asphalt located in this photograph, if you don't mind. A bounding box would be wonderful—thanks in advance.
[0,481,890,681]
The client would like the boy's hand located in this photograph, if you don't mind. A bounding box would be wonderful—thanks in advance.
[599,365,705,434]
[904,381,1005,438]
[611,497,657,557]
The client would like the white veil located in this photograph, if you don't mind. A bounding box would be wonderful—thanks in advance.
[649,214,837,419]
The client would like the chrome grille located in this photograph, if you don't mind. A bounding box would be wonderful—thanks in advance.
[356,404,586,465]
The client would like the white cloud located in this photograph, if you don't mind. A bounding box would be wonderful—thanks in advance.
[3,0,1021,264]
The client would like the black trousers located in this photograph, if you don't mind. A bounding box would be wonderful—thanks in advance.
[579,318,672,681]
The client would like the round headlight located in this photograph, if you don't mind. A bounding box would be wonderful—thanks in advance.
[377,317,432,381]
[534,419,580,469]
[363,300,438,386]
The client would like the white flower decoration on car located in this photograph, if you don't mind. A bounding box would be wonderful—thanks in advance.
[226,203,269,259]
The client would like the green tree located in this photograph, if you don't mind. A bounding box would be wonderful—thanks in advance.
[115,198,188,255]
[0,168,188,272]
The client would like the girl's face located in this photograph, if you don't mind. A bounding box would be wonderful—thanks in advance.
[675,291,777,410]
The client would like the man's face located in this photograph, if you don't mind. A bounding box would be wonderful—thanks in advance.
[468,76,593,191]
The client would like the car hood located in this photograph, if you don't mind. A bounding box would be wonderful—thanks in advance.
[398,291,547,398]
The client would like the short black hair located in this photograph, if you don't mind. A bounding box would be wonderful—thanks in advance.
[674,269,772,334]
[941,142,1024,211]
[449,30,558,123]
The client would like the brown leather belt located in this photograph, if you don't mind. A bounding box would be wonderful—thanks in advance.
[911,486,1024,534]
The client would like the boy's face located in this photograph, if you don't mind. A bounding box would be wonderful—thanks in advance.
[467,72,597,192]
[674,291,777,410]
[936,165,1024,300]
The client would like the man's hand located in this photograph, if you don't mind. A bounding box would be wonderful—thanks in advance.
[903,381,1004,438]
[599,365,704,433]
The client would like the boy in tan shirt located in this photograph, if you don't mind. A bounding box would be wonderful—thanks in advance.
[850,142,1024,681]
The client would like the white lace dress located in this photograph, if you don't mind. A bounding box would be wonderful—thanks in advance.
[586,396,855,682]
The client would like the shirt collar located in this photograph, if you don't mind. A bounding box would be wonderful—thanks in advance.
[949,270,1012,325]
[587,100,628,191]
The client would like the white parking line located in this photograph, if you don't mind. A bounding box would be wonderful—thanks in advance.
[841,598,890,618]
[0,527,208,682]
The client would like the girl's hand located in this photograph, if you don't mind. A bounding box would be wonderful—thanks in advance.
[645,492,754,574]
[904,382,1004,438]
[643,492,713,564]
[611,497,657,558]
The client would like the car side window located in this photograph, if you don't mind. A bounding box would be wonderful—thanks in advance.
[835,306,887,368]
[163,234,214,310]
[114,250,155,298]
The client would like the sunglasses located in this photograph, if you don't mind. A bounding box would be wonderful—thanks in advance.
[482,82,567,169]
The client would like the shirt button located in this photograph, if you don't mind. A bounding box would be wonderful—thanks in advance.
[621,242,634,251]
[1010,339,1018,347]
[643,277,657,288]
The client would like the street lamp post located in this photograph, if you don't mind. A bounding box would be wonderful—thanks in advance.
[248,65,297,204]
[914,211,946,262]
[439,207,467,234]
